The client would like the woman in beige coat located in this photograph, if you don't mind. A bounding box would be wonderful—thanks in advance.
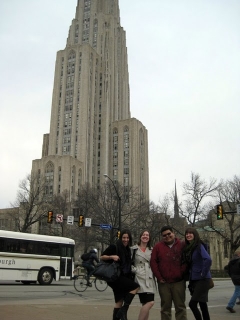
[131,230,155,320]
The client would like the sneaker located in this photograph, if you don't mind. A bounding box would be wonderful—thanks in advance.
[87,282,92,287]
[226,306,236,313]
[236,301,240,305]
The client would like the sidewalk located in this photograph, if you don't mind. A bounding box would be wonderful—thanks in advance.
[1,300,239,320]
[1,278,237,320]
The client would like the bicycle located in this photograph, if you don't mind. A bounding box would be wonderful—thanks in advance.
[74,266,108,292]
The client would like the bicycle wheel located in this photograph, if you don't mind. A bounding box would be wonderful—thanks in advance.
[74,275,88,292]
[94,277,108,292]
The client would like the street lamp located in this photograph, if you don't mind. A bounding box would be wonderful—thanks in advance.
[103,174,121,231]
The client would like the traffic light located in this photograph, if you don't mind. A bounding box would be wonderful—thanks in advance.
[216,205,223,220]
[47,211,53,223]
[79,215,84,227]
[116,230,121,239]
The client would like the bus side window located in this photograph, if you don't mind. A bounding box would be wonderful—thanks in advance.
[39,243,50,255]
[14,242,20,252]
[6,240,14,252]
[0,239,5,251]
[49,244,60,256]
[6,241,11,252]
[27,243,34,253]
[20,242,27,253]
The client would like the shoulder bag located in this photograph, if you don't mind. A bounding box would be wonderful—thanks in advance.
[93,261,121,282]
[93,245,121,282]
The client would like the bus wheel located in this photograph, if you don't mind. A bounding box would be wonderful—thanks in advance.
[38,268,53,285]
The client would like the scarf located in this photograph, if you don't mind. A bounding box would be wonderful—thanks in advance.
[182,241,197,266]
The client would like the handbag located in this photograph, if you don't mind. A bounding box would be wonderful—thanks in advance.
[209,278,214,289]
[93,261,121,282]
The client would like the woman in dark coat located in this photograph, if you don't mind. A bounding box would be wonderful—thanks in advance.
[183,227,212,320]
[100,229,139,320]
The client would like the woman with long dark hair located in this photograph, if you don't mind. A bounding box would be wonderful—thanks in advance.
[100,229,139,320]
[183,227,212,320]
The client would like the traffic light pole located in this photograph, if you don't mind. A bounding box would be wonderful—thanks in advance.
[216,204,237,220]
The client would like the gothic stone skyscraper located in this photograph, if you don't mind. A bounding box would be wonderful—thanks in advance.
[32,0,149,203]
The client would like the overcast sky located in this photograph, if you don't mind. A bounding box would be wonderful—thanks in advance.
[0,0,239,208]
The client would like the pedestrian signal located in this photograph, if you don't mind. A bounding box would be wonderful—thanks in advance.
[47,211,53,224]
[79,215,84,227]
[216,205,223,220]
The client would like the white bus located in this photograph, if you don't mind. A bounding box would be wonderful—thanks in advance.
[0,230,75,285]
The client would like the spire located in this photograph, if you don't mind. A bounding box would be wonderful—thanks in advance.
[174,180,180,218]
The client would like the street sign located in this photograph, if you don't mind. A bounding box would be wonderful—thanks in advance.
[85,218,92,227]
[67,216,74,225]
[56,214,63,223]
[100,224,112,230]
[237,204,240,214]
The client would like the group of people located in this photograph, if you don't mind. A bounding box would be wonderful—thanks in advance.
[100,225,212,320]
[82,225,240,320]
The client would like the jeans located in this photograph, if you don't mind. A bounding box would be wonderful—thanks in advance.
[227,285,240,308]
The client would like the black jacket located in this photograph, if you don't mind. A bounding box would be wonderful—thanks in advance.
[225,256,240,285]
[86,250,99,266]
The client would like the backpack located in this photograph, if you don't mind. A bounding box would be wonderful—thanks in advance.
[81,252,91,261]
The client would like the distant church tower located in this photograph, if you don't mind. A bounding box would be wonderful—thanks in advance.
[172,180,187,235]
[174,180,180,218]
[31,0,149,203]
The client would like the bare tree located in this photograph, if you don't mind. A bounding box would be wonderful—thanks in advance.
[210,175,240,256]
[131,196,182,246]
[73,183,146,251]
[219,175,240,205]
[144,201,168,245]
[182,172,219,226]
[11,173,49,233]
[50,190,70,237]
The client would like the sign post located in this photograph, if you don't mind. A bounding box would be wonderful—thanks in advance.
[100,224,112,230]
[56,214,63,223]
[237,204,240,215]
[85,218,92,227]
[67,216,74,225]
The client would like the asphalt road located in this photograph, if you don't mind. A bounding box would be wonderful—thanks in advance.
[0,279,239,319]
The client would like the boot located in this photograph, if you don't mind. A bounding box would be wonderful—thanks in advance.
[116,293,135,320]
[86,276,92,287]
[113,308,120,320]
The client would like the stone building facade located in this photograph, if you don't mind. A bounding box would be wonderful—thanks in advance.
[31,0,149,206]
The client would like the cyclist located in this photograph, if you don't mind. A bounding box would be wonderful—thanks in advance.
[82,248,99,286]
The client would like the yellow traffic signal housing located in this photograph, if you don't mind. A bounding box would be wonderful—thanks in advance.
[216,205,223,220]
[116,230,121,239]
[79,215,84,227]
[47,211,53,223]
